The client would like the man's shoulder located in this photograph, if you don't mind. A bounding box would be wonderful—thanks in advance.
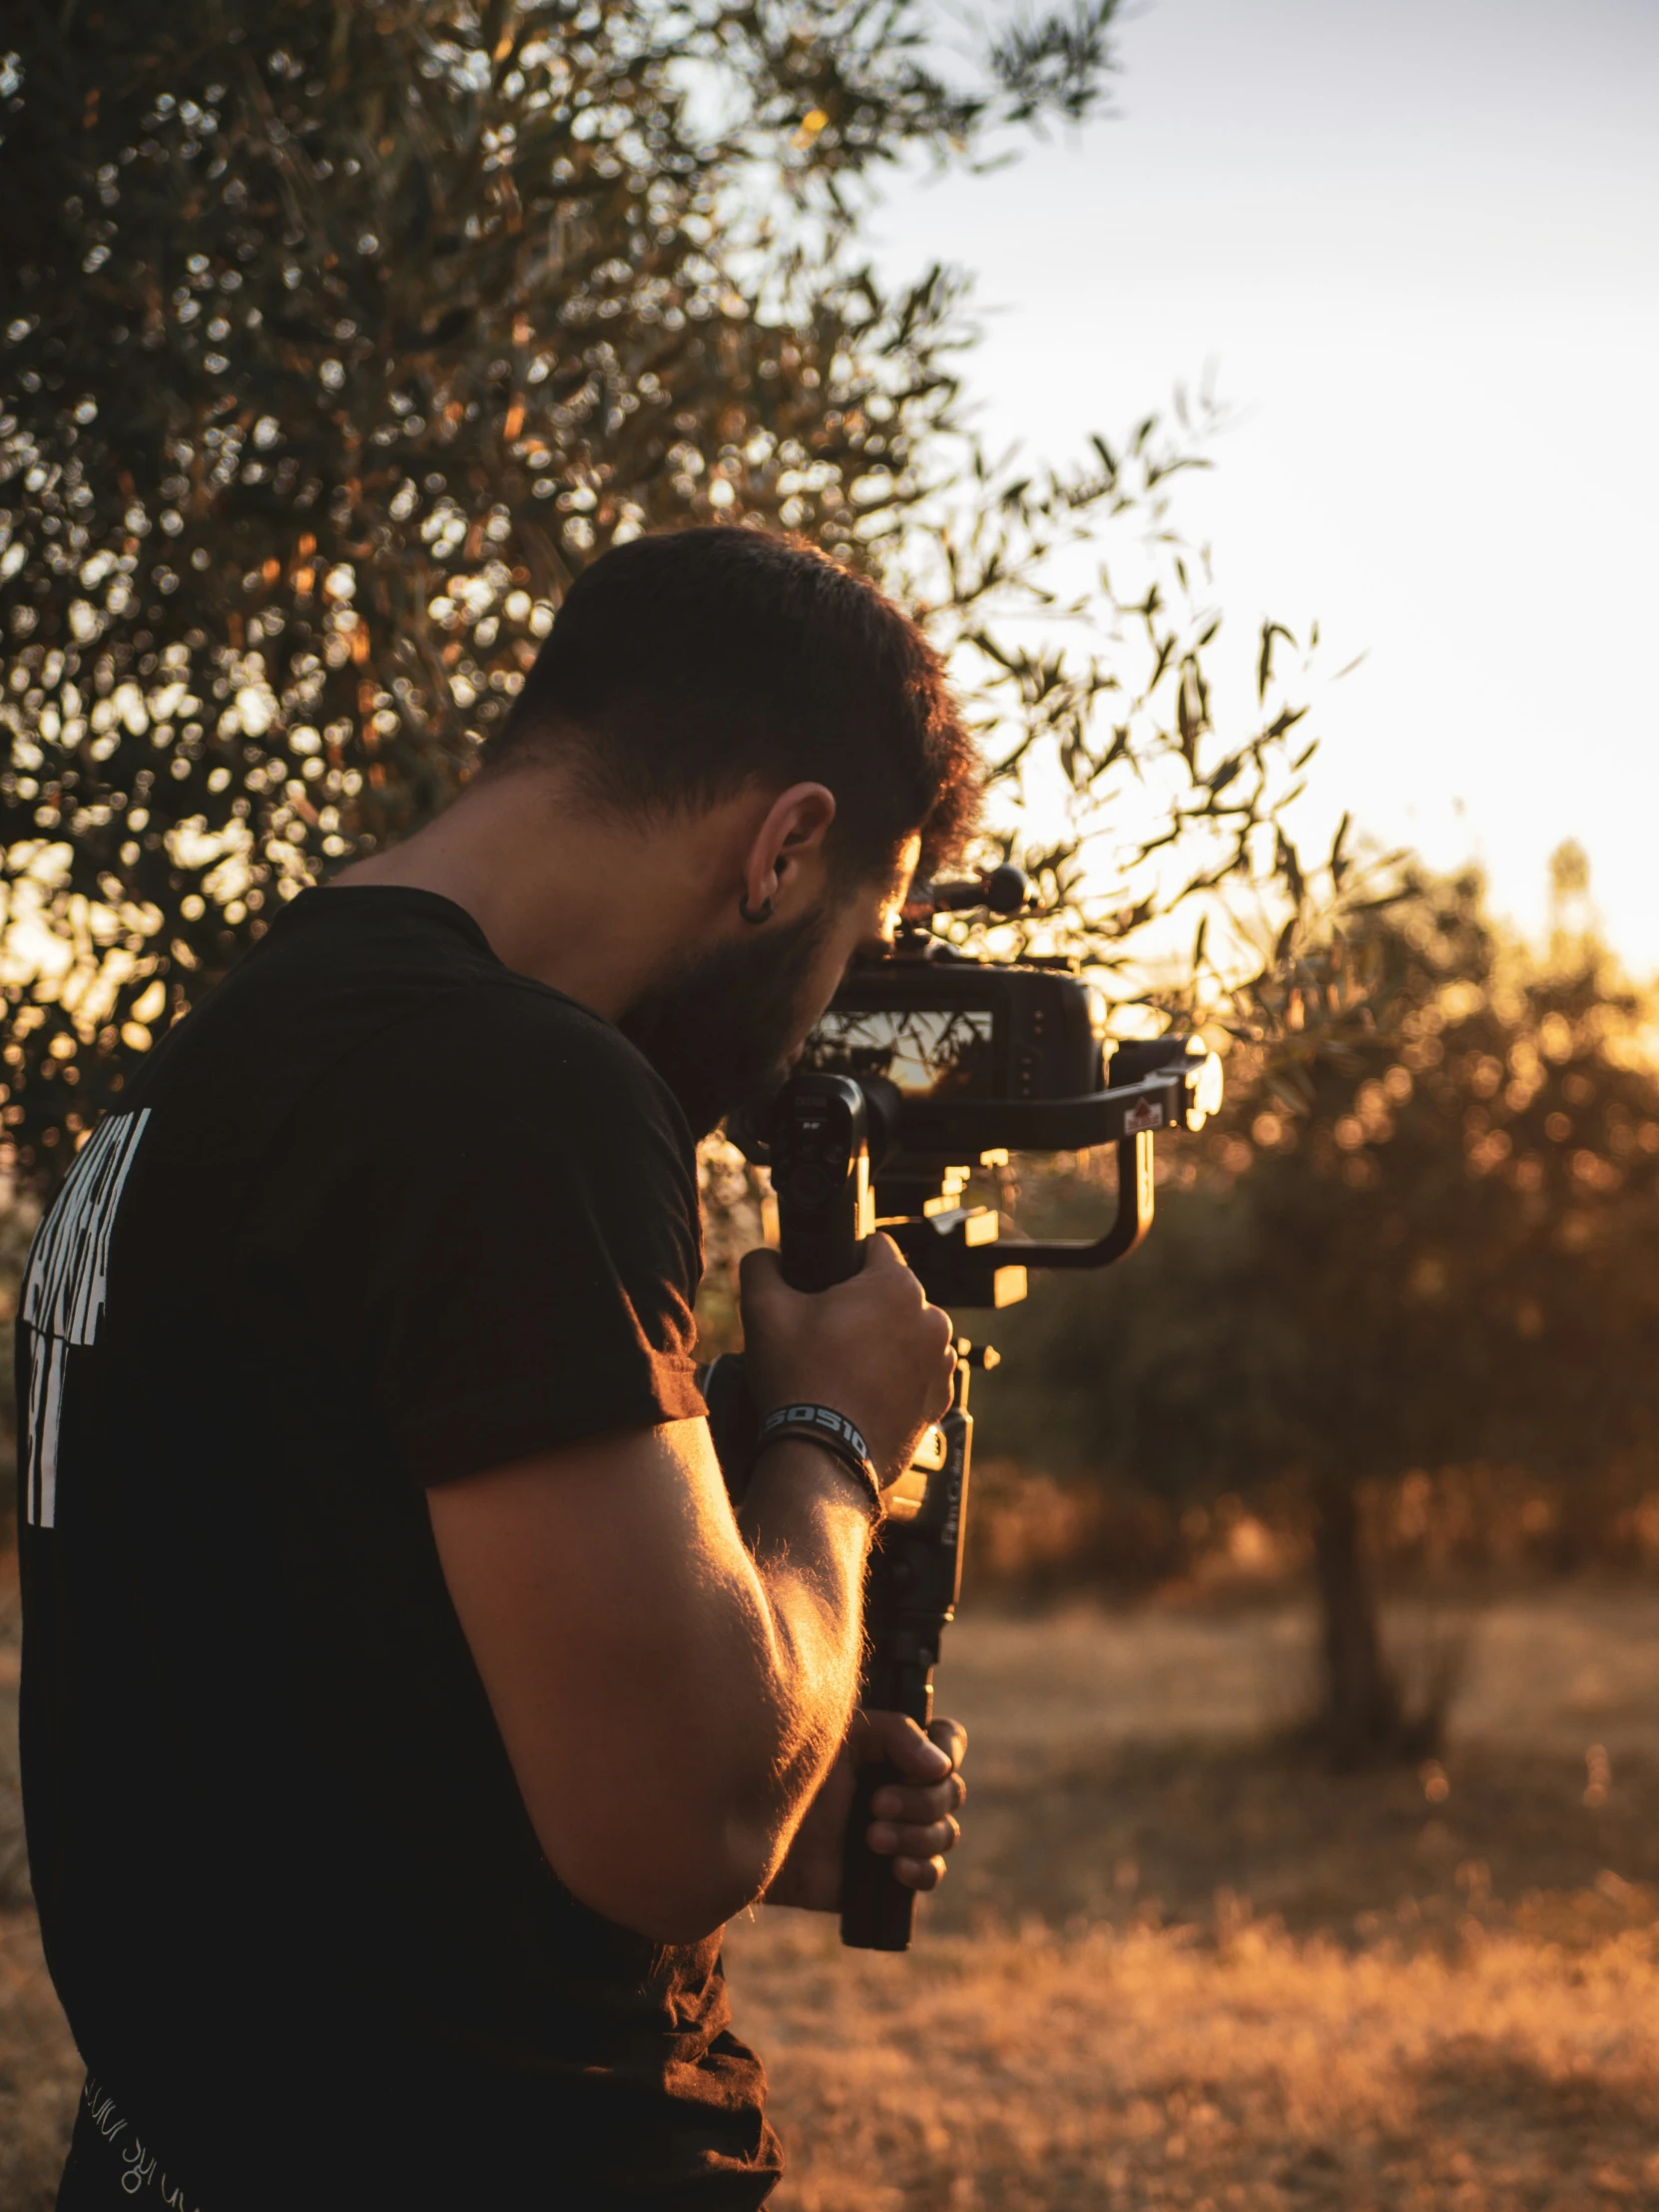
[299,972,698,1222]
[125,890,695,1181]
[392,970,692,1151]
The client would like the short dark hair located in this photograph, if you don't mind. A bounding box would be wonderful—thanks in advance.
[486,527,979,884]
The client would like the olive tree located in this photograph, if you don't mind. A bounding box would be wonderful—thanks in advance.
[2,0,1346,1188]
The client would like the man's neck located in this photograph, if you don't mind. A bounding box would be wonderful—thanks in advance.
[332,769,739,1019]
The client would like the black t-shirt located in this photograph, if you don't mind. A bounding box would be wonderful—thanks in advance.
[17,886,782,2210]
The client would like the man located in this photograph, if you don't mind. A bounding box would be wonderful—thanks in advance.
[20,527,982,2207]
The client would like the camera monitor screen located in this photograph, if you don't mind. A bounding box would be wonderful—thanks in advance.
[804,1008,995,1100]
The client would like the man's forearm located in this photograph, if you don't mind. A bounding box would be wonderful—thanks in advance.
[724,1439,874,1883]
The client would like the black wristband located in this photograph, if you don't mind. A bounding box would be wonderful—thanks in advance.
[754,1403,883,1516]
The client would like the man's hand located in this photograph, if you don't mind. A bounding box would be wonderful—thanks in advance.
[764,1712,967,1913]
[740,1234,956,1484]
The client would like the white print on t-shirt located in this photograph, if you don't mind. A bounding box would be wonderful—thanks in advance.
[20,1108,151,1529]
[81,2076,204,2207]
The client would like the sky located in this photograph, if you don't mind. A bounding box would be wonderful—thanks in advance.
[873,0,1659,971]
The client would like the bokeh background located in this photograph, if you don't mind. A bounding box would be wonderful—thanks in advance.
[4,2,1659,2203]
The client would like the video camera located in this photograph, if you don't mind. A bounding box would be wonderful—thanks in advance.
[704,867,1222,1951]
[756,862,1222,1308]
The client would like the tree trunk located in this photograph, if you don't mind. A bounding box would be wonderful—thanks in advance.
[1311,1470,1404,1767]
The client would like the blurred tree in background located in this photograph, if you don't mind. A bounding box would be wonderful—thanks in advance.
[4,0,1503,1760]
[980,855,1659,1762]
[1,0,1346,1190]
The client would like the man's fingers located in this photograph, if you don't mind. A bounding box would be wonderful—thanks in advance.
[857,1231,910,1275]
[857,1712,967,1892]
[866,1815,960,1861]
[858,1710,956,1779]
[870,1772,965,1823]
[927,1716,968,1772]
[737,1246,785,1310]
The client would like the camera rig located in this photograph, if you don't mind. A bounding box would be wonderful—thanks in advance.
[704,868,1222,1951]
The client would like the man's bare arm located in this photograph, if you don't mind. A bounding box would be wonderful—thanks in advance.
[428,1233,956,1945]
[428,1419,872,1944]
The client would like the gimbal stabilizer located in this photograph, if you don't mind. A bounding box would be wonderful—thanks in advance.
[704,870,1222,1950]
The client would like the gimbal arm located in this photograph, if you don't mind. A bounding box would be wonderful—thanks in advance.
[894,1129,1156,1307]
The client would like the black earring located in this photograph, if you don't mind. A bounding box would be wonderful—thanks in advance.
[738,891,775,925]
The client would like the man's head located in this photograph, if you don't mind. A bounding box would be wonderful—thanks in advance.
[488,526,977,887]
[482,528,980,1133]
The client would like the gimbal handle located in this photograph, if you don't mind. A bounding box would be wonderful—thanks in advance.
[769,1073,935,1951]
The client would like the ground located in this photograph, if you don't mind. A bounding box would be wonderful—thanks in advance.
[7,1576,1659,2207]
[726,1588,1659,2209]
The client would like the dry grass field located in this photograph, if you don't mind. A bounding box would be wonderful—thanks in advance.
[9,1572,1659,2206]
[726,1592,1659,2209]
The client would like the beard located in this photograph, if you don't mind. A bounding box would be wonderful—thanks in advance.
[617,905,832,1140]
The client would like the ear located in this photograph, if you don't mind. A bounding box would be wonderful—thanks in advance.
[741,783,837,921]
